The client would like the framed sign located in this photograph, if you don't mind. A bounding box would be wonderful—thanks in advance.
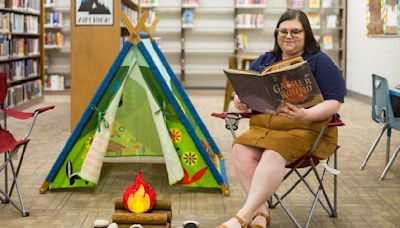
[75,0,113,26]
[366,0,400,37]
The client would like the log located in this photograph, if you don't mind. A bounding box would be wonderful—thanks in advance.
[114,198,172,211]
[118,223,170,228]
[112,212,168,225]
[115,209,172,222]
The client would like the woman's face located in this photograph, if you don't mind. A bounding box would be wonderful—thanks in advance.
[277,19,305,57]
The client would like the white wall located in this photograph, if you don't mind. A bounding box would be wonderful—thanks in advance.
[347,1,400,97]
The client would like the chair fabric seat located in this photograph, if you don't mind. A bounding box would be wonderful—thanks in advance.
[0,129,29,153]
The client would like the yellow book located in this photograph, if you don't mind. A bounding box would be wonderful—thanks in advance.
[309,0,320,8]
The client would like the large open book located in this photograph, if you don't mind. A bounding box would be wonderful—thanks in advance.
[224,59,323,114]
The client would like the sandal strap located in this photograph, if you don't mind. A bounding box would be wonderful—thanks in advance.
[233,215,248,228]
[252,212,271,225]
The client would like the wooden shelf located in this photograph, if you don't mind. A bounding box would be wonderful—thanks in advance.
[235,4,266,9]
[0,8,40,16]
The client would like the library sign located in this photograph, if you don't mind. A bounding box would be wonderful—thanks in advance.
[75,0,113,26]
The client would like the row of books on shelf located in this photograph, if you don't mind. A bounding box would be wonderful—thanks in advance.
[182,9,194,26]
[0,12,39,34]
[292,0,336,8]
[1,37,39,59]
[44,32,63,48]
[0,59,39,81]
[141,0,158,7]
[121,4,138,25]
[236,14,263,28]
[44,0,55,6]
[45,74,64,91]
[6,79,42,108]
[44,12,62,26]
[1,0,41,13]
[307,12,339,29]
[182,0,200,7]
[236,0,266,6]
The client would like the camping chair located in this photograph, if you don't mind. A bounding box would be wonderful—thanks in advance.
[360,74,400,180]
[0,72,54,216]
[211,112,344,228]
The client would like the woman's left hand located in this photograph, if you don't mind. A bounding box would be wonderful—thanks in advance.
[278,102,309,121]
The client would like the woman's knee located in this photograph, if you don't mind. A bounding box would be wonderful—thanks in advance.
[261,150,287,165]
[232,144,260,163]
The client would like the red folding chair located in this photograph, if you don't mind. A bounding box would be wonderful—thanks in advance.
[0,72,54,216]
[211,112,344,228]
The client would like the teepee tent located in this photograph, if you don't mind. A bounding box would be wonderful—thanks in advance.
[40,13,229,195]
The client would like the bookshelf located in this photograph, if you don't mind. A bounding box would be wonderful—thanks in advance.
[0,0,44,108]
[288,0,347,78]
[44,0,65,91]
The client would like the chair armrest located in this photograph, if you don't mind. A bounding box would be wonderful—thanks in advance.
[2,105,55,120]
[327,114,345,127]
[211,112,252,119]
[35,105,55,114]
[3,108,34,120]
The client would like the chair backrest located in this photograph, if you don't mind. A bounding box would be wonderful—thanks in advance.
[0,72,7,108]
[371,74,395,124]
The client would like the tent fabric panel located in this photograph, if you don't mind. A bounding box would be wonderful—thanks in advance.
[78,73,128,183]
[45,42,133,184]
[151,40,221,156]
[137,41,224,186]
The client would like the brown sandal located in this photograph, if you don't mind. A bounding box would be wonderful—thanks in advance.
[216,215,248,228]
[250,212,271,228]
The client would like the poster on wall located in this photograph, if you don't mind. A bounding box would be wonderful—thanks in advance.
[75,0,113,26]
[366,0,400,36]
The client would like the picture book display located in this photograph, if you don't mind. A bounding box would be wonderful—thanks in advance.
[224,59,323,114]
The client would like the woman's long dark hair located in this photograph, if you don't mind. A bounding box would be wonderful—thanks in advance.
[271,9,320,56]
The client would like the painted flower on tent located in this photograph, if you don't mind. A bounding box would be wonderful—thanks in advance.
[170,128,182,143]
[182,151,198,166]
[85,134,95,149]
[81,152,87,161]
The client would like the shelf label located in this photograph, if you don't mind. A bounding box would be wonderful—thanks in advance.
[75,0,113,26]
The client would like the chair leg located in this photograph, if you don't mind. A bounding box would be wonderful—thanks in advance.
[360,124,389,169]
[9,144,28,197]
[7,154,29,216]
[379,144,400,181]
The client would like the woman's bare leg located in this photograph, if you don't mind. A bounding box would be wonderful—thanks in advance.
[232,144,269,225]
[219,148,286,227]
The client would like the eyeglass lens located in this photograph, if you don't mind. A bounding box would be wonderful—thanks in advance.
[277,29,303,38]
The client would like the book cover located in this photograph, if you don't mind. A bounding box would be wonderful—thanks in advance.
[307,12,320,29]
[326,14,337,28]
[309,0,320,8]
[322,0,332,8]
[292,0,304,8]
[322,35,333,49]
[224,61,323,114]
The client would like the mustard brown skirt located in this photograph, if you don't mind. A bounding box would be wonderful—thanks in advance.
[234,114,338,163]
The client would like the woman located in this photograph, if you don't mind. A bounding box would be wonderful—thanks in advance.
[217,9,345,228]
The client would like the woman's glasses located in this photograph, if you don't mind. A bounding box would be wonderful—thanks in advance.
[276,28,303,38]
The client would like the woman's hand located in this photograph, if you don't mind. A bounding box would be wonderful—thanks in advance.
[233,94,249,111]
[279,100,341,121]
[278,102,309,120]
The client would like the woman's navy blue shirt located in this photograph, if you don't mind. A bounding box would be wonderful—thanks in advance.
[250,51,345,103]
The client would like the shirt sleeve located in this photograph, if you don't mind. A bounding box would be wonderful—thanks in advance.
[249,53,266,72]
[313,53,345,103]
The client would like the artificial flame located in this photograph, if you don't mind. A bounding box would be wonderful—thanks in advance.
[123,172,156,213]
[127,185,150,213]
